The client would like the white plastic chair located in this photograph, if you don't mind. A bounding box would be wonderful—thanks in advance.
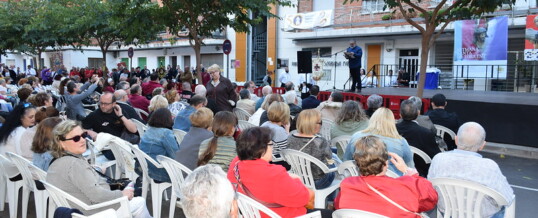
[233,107,252,121]
[431,177,516,218]
[279,149,340,208]
[157,155,192,218]
[434,124,456,141]
[6,152,49,218]
[108,140,138,182]
[337,160,359,178]
[236,192,281,218]
[134,108,149,119]
[41,180,131,218]
[130,145,171,218]
[72,208,118,218]
[330,135,351,160]
[173,129,187,145]
[131,119,147,138]
[0,163,5,212]
[84,109,93,116]
[238,120,257,131]
[333,209,389,218]
[319,118,334,141]
[295,210,321,218]
[409,146,432,164]
[0,154,24,218]
[385,169,399,178]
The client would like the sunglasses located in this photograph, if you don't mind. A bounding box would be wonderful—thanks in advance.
[60,132,89,142]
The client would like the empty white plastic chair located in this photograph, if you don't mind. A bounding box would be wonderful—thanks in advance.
[434,124,455,151]
[0,154,24,218]
[157,155,192,218]
[238,120,257,131]
[234,107,252,121]
[409,146,432,164]
[130,145,171,218]
[337,160,359,178]
[6,152,49,218]
[431,177,516,218]
[236,192,281,218]
[41,180,131,218]
[330,135,351,160]
[173,129,187,145]
[131,119,147,138]
[333,209,389,218]
[319,119,334,141]
[71,208,118,218]
[279,149,340,208]
[134,108,149,119]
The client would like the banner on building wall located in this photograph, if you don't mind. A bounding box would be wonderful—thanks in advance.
[524,15,538,61]
[49,52,64,71]
[453,16,508,78]
[283,10,333,31]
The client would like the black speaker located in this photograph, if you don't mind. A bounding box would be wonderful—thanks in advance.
[297,51,312,74]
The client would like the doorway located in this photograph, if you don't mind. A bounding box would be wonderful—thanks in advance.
[366,45,382,85]
[157,56,165,68]
[399,49,419,82]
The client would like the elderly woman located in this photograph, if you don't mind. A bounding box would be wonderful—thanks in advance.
[344,108,414,176]
[288,109,335,189]
[64,75,99,120]
[227,127,315,217]
[205,64,237,113]
[139,108,179,183]
[31,117,62,171]
[365,94,383,117]
[335,136,438,217]
[260,102,290,157]
[148,94,169,117]
[165,89,186,116]
[175,108,214,170]
[330,101,369,139]
[197,111,237,172]
[46,120,151,217]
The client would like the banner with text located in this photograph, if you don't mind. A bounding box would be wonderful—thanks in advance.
[453,16,508,78]
[524,15,538,60]
[283,10,333,31]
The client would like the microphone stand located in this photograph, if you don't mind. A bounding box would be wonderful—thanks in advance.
[332,48,347,90]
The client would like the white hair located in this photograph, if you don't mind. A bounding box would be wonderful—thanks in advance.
[181,164,235,218]
[367,94,383,109]
[195,85,207,96]
[407,96,422,111]
[262,85,272,96]
[284,91,297,105]
[456,122,486,151]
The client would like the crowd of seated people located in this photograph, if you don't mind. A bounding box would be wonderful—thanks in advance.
[0,64,514,218]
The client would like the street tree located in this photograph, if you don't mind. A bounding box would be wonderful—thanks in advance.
[160,0,293,83]
[344,0,516,97]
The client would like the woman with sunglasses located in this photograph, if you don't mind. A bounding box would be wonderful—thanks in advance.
[0,103,36,179]
[46,120,151,217]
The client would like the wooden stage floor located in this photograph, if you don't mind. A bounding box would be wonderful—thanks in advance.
[344,87,538,106]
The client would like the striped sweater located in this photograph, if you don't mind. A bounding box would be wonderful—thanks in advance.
[198,136,237,172]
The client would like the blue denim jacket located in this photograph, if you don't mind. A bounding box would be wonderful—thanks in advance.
[33,151,53,171]
[139,127,179,182]
[173,105,196,132]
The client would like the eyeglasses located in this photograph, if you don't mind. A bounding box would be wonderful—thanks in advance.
[317,120,323,125]
[268,141,274,147]
[99,101,114,106]
[61,132,89,142]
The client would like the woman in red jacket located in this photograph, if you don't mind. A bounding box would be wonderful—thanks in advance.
[335,135,438,217]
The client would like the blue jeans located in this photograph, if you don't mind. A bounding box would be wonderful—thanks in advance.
[315,168,336,189]
[491,206,505,218]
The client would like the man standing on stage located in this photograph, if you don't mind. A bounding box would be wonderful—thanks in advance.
[279,66,291,88]
[345,39,363,92]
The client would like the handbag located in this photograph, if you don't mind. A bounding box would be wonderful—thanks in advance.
[365,181,429,218]
[94,168,132,191]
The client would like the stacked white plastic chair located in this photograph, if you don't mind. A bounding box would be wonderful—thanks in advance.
[279,149,340,208]
[157,155,192,218]
[130,145,171,218]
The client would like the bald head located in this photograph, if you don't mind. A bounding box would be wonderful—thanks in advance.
[456,122,486,152]
[262,85,272,96]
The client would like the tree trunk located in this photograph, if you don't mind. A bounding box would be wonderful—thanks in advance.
[37,49,42,70]
[416,34,432,98]
[101,48,108,71]
[194,40,203,84]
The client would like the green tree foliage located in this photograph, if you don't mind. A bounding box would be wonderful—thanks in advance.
[344,0,516,97]
[159,0,293,82]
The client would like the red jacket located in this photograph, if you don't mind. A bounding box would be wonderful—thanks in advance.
[128,94,150,114]
[227,157,309,218]
[335,175,438,218]
[141,81,162,96]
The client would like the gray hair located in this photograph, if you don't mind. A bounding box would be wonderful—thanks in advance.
[195,85,207,96]
[408,96,422,111]
[367,94,383,109]
[456,122,486,151]
[114,90,128,101]
[181,164,235,218]
[262,85,272,96]
[0,79,5,85]
[116,81,130,90]
[51,120,80,158]
[284,91,297,105]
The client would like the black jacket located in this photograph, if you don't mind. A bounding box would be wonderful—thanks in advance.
[426,108,461,150]
[396,120,440,177]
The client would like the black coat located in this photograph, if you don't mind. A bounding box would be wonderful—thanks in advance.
[397,120,440,177]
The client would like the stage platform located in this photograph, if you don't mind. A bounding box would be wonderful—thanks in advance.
[327,87,538,148]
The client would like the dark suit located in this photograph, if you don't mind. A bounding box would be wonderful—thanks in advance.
[396,120,440,177]
[426,108,461,150]
[301,95,320,110]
